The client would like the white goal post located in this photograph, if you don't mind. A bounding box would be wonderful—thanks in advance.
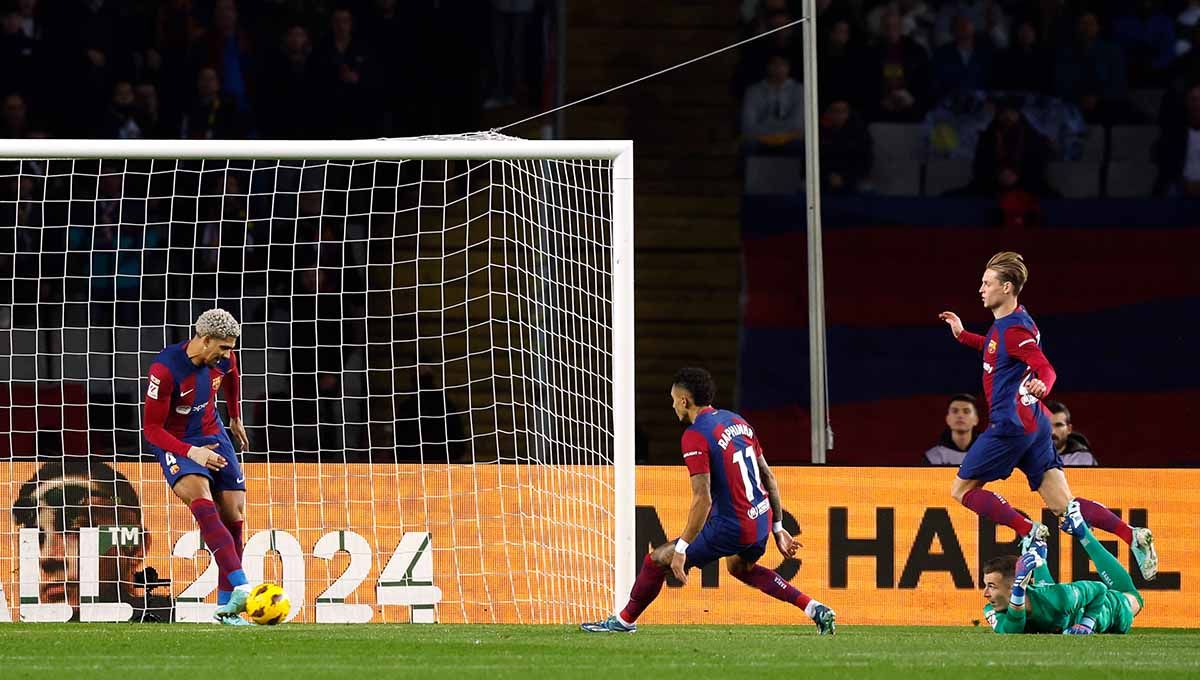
[0,135,635,623]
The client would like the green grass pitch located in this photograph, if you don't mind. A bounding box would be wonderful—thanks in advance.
[2,624,1198,679]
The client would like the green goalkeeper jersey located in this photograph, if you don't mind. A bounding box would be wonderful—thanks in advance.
[983,561,1134,635]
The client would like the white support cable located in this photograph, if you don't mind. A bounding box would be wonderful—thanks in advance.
[498,17,808,132]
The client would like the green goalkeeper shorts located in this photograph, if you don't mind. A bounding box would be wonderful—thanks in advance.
[1092,590,1135,634]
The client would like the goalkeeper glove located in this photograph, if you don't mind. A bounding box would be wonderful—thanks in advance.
[1063,617,1096,635]
[1010,552,1042,607]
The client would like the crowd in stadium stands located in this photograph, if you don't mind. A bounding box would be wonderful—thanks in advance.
[737,0,1200,198]
[923,394,1099,466]
[0,0,549,141]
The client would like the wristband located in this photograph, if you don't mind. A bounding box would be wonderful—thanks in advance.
[675,538,689,554]
[1009,587,1025,607]
[1079,616,1095,631]
[772,521,784,533]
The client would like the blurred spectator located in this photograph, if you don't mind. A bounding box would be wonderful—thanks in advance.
[13,0,43,41]
[53,0,133,133]
[1054,11,1131,124]
[955,98,1054,199]
[991,20,1054,94]
[98,80,142,138]
[1,92,30,138]
[313,7,377,138]
[1161,24,1200,128]
[197,0,255,116]
[485,0,535,110]
[867,11,930,122]
[132,81,167,139]
[739,0,792,36]
[734,8,802,100]
[818,17,870,108]
[154,0,203,129]
[260,23,317,138]
[930,14,994,102]
[1179,1,1200,55]
[865,0,934,51]
[179,66,247,139]
[1112,0,1175,87]
[740,52,805,155]
[1044,400,1099,466]
[818,98,872,193]
[1153,83,1200,197]
[933,0,1007,49]
[923,393,979,465]
[1168,22,1200,88]
[0,6,40,97]
[1025,0,1075,48]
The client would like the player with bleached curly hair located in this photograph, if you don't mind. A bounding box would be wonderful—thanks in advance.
[143,308,253,625]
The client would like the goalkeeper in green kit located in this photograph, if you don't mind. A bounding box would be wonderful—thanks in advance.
[981,499,1143,635]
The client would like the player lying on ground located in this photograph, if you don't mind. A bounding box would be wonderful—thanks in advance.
[581,368,836,634]
[982,500,1144,634]
[940,251,1157,580]
[144,308,254,625]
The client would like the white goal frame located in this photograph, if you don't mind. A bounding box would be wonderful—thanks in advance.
[0,137,636,618]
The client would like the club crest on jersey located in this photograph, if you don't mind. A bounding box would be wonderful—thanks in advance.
[169,464,180,475]
[212,377,222,392]
[746,497,771,520]
[987,339,998,354]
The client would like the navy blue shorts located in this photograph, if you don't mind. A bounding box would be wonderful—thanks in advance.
[151,431,245,492]
[957,423,1062,491]
[683,520,768,571]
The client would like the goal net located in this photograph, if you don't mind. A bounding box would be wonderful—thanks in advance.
[0,135,635,624]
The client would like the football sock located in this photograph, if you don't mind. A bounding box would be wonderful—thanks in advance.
[1078,525,1138,596]
[961,488,1034,536]
[733,565,812,611]
[217,519,245,605]
[1075,497,1134,545]
[189,499,248,589]
[618,553,667,624]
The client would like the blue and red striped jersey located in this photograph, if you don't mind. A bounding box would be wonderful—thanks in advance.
[143,341,241,456]
[958,305,1057,435]
[680,407,771,544]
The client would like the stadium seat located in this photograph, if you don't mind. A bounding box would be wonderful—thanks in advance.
[868,123,926,162]
[1079,126,1106,162]
[1105,161,1158,198]
[922,159,972,196]
[1109,125,1159,163]
[863,159,921,196]
[1046,161,1101,198]
[744,155,805,195]
[1129,89,1165,123]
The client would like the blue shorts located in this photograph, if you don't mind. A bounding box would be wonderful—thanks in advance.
[957,423,1062,491]
[151,431,245,492]
[683,520,768,571]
